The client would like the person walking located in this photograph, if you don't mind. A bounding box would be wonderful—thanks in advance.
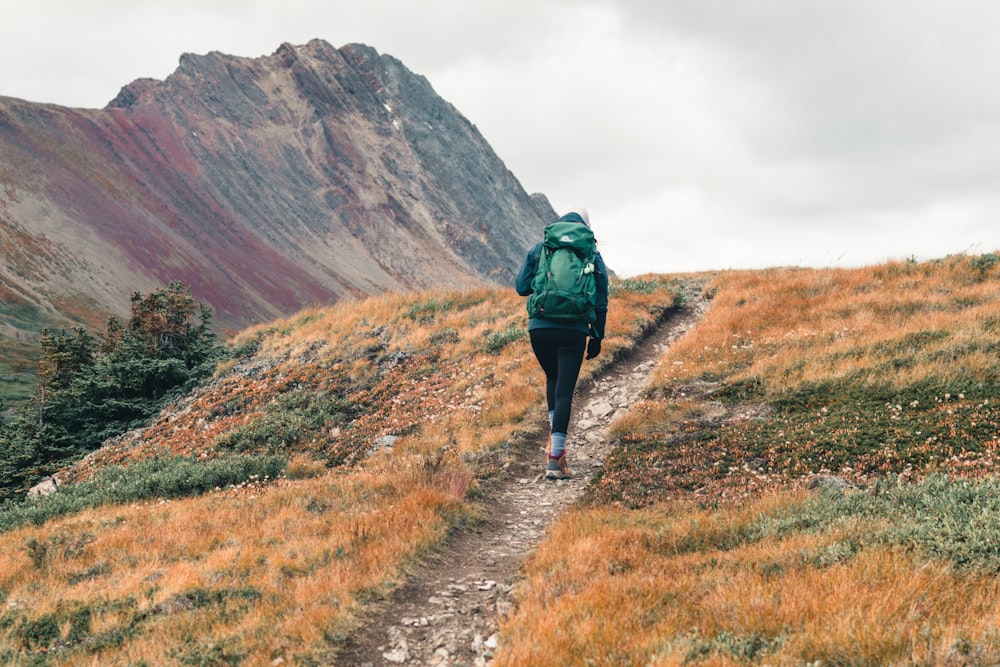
[515,206,609,480]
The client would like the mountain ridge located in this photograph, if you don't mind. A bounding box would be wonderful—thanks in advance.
[0,39,554,398]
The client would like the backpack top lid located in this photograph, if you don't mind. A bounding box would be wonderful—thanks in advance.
[542,219,596,256]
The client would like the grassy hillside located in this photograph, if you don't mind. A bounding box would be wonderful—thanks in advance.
[500,254,1000,666]
[4,253,1000,665]
[0,277,683,665]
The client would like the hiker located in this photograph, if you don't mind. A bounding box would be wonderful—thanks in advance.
[515,206,608,480]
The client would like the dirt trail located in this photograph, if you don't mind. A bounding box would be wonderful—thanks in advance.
[338,291,708,666]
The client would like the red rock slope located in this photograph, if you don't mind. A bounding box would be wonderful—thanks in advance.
[0,40,553,340]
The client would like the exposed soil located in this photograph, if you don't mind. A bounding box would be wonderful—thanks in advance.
[337,291,708,666]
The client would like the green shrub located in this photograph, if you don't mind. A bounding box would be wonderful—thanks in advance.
[857,475,1000,570]
[215,391,351,454]
[971,252,1000,277]
[755,474,1000,572]
[481,323,526,355]
[620,474,1000,575]
[402,298,447,322]
[672,629,787,663]
[0,454,286,532]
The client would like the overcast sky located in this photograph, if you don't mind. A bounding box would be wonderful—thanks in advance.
[3,1,1000,276]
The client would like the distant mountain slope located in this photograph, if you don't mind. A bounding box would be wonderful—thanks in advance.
[0,39,553,365]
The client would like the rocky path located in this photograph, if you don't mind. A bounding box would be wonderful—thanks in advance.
[338,293,708,666]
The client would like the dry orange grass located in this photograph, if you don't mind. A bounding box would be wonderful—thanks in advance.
[0,456,467,665]
[0,279,682,664]
[658,258,1000,394]
[501,493,1000,666]
[605,258,1000,467]
[501,255,1000,665]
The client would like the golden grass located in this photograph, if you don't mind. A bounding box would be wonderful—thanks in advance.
[502,254,1000,665]
[0,455,466,665]
[1,278,682,663]
[501,493,1000,666]
[659,259,1000,394]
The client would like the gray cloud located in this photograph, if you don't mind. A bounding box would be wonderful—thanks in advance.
[3,0,1000,273]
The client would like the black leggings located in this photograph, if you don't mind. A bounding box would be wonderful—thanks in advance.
[529,328,587,434]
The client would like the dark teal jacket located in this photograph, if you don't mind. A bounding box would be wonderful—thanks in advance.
[515,213,609,338]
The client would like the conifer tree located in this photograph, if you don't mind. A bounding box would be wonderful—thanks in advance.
[0,282,224,501]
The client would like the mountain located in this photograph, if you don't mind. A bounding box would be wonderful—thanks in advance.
[0,39,555,398]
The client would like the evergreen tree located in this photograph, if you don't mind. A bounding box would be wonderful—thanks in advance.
[0,282,225,501]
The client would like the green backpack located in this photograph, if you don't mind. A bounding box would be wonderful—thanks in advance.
[527,221,598,324]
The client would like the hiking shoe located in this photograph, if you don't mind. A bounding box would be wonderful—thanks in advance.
[545,454,571,480]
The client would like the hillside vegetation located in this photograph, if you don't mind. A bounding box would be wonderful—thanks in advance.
[3,254,1000,665]
[501,254,1000,666]
[0,277,683,665]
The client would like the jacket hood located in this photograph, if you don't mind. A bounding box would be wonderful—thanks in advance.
[556,211,589,227]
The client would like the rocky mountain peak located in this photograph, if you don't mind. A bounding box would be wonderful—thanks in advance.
[0,40,554,396]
